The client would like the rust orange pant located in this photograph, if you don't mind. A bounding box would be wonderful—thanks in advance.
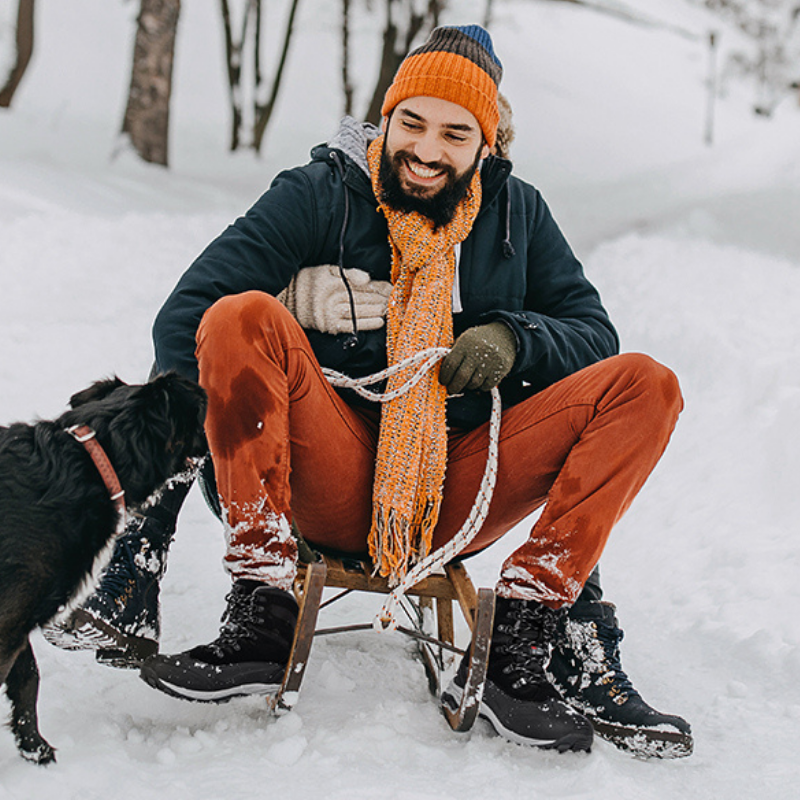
[196,291,683,606]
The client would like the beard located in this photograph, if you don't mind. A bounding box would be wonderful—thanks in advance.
[378,141,482,230]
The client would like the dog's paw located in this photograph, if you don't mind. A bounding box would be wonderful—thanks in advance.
[18,737,57,765]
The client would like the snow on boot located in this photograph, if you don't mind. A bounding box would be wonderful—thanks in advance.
[139,580,298,703]
[42,513,171,667]
[42,478,190,667]
[546,601,693,758]
[442,596,593,752]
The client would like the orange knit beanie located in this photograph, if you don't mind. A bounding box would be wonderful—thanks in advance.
[381,25,502,149]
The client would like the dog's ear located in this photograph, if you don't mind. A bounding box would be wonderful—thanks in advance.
[69,376,127,409]
[147,373,207,415]
[136,372,208,455]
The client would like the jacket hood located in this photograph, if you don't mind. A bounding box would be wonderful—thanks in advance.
[326,116,381,176]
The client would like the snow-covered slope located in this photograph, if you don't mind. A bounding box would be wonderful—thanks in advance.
[1,1,799,798]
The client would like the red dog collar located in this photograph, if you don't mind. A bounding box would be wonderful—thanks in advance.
[66,424,126,535]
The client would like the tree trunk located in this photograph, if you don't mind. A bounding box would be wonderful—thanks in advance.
[220,0,258,152]
[121,0,181,167]
[342,0,354,116]
[482,0,494,29]
[364,4,400,126]
[252,0,301,153]
[428,0,441,28]
[220,0,239,150]
[220,0,300,154]
[364,0,442,125]
[0,0,36,108]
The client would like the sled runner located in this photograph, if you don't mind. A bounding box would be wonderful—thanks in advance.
[270,549,495,733]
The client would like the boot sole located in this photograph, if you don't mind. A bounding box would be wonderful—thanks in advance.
[589,718,694,759]
[139,661,281,703]
[42,608,157,667]
[442,682,593,753]
[478,702,593,753]
[550,684,695,758]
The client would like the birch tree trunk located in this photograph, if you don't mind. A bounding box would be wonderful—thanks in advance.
[120,0,181,166]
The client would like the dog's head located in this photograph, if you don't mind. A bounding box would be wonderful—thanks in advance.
[62,372,208,505]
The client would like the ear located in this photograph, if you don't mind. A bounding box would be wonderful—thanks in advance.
[69,376,127,408]
[146,373,206,417]
[141,372,208,450]
[381,116,388,133]
[480,141,491,160]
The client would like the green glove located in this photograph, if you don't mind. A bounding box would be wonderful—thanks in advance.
[439,321,518,394]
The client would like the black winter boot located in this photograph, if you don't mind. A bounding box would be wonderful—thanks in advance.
[42,480,189,667]
[546,601,693,758]
[139,580,298,702]
[42,515,169,665]
[442,596,593,752]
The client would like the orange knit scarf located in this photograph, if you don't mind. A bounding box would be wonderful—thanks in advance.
[367,135,482,584]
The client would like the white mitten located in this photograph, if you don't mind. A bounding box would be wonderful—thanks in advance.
[277,265,392,334]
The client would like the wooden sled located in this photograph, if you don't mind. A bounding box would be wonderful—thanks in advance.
[269,552,495,732]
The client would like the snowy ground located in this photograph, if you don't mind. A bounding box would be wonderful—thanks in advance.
[1,1,799,798]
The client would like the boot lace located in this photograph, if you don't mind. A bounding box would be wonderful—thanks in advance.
[96,536,139,602]
[208,585,263,656]
[592,619,639,700]
[96,516,167,602]
[493,602,561,696]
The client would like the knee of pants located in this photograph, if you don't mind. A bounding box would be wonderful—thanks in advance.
[197,291,290,364]
[613,352,684,421]
[200,290,281,339]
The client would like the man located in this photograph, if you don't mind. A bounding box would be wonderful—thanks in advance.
[49,25,691,757]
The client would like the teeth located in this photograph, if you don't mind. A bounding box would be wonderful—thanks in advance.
[407,161,442,179]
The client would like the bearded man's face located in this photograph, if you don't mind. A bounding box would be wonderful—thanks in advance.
[380,97,489,229]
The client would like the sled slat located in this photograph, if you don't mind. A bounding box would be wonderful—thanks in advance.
[442,588,495,732]
[269,559,327,714]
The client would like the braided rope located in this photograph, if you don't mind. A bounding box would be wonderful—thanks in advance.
[322,347,451,402]
[323,348,501,631]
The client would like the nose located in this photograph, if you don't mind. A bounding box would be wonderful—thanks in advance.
[412,131,444,165]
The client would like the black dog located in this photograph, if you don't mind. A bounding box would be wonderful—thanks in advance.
[0,373,207,764]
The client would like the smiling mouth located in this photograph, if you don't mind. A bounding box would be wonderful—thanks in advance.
[405,159,445,181]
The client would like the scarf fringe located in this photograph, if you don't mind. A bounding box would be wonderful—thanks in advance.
[370,497,441,586]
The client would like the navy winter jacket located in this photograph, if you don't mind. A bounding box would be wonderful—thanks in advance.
[153,143,619,430]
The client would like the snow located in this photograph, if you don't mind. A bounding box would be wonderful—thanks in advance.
[2,0,799,797]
